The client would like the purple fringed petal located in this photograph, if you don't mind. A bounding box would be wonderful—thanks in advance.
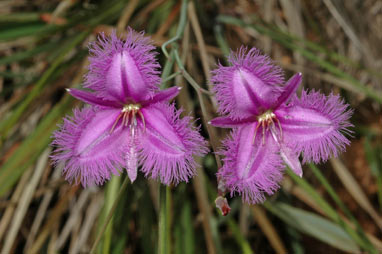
[211,47,284,119]
[279,144,303,177]
[139,103,208,185]
[269,125,303,177]
[276,90,353,163]
[67,88,120,108]
[85,28,161,103]
[218,123,284,204]
[272,73,302,109]
[51,107,128,187]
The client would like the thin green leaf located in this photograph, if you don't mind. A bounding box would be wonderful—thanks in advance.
[0,23,46,41]
[264,202,360,253]
[0,95,74,197]
[286,168,377,253]
[0,30,90,140]
[213,24,230,59]
[181,201,195,254]
[0,13,40,23]
[227,219,254,254]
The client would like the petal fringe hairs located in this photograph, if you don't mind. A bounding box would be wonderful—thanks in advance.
[210,47,353,204]
[51,28,208,187]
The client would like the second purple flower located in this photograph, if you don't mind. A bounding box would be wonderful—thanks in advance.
[210,47,353,204]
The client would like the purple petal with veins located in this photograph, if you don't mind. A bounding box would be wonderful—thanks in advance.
[211,47,284,120]
[67,88,120,108]
[140,103,208,185]
[84,28,161,102]
[276,90,353,163]
[272,72,302,109]
[51,108,127,187]
[141,86,181,106]
[218,124,284,204]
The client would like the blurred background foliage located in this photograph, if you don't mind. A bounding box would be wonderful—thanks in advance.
[0,0,381,253]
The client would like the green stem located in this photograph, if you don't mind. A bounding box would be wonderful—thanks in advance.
[161,0,188,58]
[166,186,172,253]
[158,185,168,254]
[102,175,121,254]
[90,176,129,254]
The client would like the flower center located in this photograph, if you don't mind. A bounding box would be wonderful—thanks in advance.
[253,110,282,145]
[110,103,145,133]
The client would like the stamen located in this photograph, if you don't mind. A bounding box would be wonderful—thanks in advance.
[138,111,146,132]
[275,117,283,140]
[109,103,145,134]
[252,122,261,144]
[123,111,130,126]
[110,113,123,134]
[253,110,283,146]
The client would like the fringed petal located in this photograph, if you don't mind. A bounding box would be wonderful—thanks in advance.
[85,28,161,103]
[280,144,303,177]
[269,125,303,177]
[218,123,284,204]
[276,90,353,163]
[211,47,284,119]
[51,107,128,187]
[139,103,208,185]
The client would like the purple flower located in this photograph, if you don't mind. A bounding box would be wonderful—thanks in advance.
[51,29,208,187]
[210,47,353,204]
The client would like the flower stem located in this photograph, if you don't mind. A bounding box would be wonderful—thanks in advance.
[89,176,129,254]
[158,185,169,254]
[102,175,121,254]
[161,0,188,58]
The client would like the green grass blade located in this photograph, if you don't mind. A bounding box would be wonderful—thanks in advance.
[0,13,40,23]
[0,95,74,197]
[227,219,253,254]
[181,201,195,254]
[363,136,382,210]
[308,163,373,246]
[0,23,46,41]
[286,168,377,253]
[0,30,90,140]
[264,202,360,253]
